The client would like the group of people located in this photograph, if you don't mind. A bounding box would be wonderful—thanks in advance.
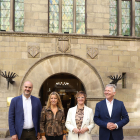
[9,81,129,140]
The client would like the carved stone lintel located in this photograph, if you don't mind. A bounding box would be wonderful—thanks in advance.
[56,37,71,53]
[28,46,40,58]
[87,47,98,59]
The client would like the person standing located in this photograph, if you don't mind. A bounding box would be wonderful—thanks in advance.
[9,81,42,140]
[94,84,129,140]
[40,92,67,140]
[65,91,94,140]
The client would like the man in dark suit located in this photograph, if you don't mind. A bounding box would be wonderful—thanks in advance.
[94,84,129,140]
[9,81,42,140]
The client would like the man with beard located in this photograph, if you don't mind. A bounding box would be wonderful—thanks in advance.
[9,81,42,140]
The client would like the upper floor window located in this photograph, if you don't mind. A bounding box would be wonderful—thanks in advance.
[109,0,117,35]
[0,0,10,31]
[0,0,24,32]
[121,0,131,36]
[49,0,85,34]
[135,1,140,37]
[109,0,140,37]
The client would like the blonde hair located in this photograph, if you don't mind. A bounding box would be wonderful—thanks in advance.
[46,91,64,110]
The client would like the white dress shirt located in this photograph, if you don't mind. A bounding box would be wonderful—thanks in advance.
[106,99,114,117]
[22,94,34,129]
[106,99,118,129]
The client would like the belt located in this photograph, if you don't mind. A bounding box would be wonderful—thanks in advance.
[23,128,35,132]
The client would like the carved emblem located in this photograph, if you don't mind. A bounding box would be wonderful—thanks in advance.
[87,47,98,59]
[56,36,71,53]
[28,46,40,58]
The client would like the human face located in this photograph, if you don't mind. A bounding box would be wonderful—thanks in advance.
[104,86,116,102]
[77,94,85,106]
[23,81,33,98]
[50,95,58,106]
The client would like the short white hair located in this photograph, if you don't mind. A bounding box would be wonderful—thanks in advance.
[105,84,116,92]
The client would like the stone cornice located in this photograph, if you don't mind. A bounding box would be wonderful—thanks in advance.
[0,31,140,41]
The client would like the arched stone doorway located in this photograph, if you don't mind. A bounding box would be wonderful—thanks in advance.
[19,54,104,101]
[39,73,86,117]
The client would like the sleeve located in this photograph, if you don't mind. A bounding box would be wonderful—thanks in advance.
[8,98,16,136]
[94,103,108,128]
[115,102,129,128]
[65,109,75,132]
[61,111,67,134]
[40,107,46,136]
[87,109,95,134]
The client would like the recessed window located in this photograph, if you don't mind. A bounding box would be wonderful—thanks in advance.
[49,0,85,34]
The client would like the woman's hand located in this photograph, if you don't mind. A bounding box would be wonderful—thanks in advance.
[42,136,46,140]
[72,128,80,134]
[79,127,89,134]
[63,135,66,140]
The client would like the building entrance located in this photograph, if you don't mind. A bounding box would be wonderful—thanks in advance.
[39,73,85,117]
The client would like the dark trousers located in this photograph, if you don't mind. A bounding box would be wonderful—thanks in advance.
[19,129,37,140]
[109,132,114,140]
[46,135,63,140]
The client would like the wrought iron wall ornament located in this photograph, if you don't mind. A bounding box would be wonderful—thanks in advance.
[108,75,123,86]
[0,71,18,89]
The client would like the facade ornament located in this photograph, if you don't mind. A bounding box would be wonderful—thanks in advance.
[108,75,123,86]
[56,36,71,53]
[28,46,40,58]
[0,71,18,89]
[87,46,98,59]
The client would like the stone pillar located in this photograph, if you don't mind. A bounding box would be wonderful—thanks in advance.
[132,0,135,36]
[9,0,14,32]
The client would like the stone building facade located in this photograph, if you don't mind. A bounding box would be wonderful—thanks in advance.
[0,0,140,137]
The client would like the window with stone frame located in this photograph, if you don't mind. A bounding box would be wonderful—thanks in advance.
[0,0,10,31]
[109,0,140,37]
[109,0,118,35]
[0,0,24,32]
[135,0,140,37]
[121,0,131,36]
[49,0,85,34]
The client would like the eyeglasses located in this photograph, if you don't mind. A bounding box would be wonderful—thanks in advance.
[77,97,85,99]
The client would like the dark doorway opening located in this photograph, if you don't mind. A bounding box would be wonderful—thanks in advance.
[39,73,85,117]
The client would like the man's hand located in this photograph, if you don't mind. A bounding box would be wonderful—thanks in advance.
[12,134,18,140]
[72,128,80,134]
[79,127,89,134]
[107,122,117,130]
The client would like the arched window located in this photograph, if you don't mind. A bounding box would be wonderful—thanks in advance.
[49,0,85,34]
[0,0,24,32]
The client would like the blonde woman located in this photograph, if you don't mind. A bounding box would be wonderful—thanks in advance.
[65,91,94,140]
[40,92,67,140]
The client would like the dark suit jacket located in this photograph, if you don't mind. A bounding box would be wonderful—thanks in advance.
[9,95,42,139]
[94,99,129,140]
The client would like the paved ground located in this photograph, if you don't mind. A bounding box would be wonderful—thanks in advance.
[0,136,140,140]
